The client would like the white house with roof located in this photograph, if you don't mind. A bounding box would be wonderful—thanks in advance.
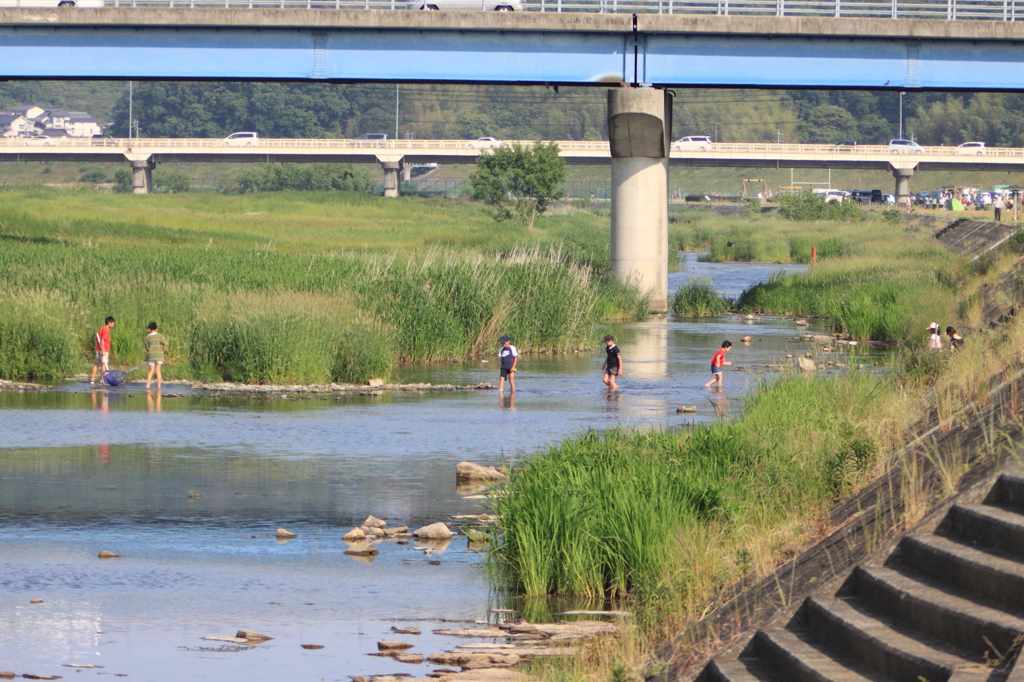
[0,114,36,138]
[12,104,45,121]
[40,109,101,137]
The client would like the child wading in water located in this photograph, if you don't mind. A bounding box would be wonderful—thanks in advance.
[145,322,167,390]
[602,334,622,391]
[497,335,518,394]
[705,341,733,389]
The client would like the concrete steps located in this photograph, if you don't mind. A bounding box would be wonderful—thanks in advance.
[696,470,1024,682]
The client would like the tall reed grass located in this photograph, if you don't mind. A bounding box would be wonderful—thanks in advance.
[492,370,906,606]
[0,193,626,382]
[670,276,729,317]
[0,287,80,380]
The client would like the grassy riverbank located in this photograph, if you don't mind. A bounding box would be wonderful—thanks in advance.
[494,219,1024,679]
[0,188,645,383]
[669,208,960,342]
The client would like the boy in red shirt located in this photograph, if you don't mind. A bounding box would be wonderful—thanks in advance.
[90,316,116,385]
[704,340,733,390]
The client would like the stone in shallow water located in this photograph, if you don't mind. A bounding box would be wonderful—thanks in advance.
[275,528,297,539]
[97,551,120,559]
[378,640,415,651]
[413,522,453,540]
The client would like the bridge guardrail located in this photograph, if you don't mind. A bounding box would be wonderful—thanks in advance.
[5,138,1024,159]
[102,0,1022,21]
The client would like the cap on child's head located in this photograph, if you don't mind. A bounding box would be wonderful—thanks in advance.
[500,335,511,343]
[927,322,939,331]
[603,334,614,342]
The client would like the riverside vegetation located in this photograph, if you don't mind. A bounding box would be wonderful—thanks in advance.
[668,197,955,342]
[493,206,1024,680]
[0,187,647,384]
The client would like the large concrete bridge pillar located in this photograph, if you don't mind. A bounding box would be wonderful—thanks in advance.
[130,159,155,194]
[382,161,401,198]
[893,167,915,208]
[402,164,412,183]
[608,87,672,313]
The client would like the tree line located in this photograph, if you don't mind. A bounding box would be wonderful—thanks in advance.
[3,81,1024,146]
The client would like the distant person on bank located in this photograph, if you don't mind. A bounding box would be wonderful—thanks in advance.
[90,316,116,385]
[946,326,964,350]
[498,335,518,394]
[927,322,943,350]
[145,322,168,390]
[994,194,1004,221]
[705,340,733,390]
[602,334,622,391]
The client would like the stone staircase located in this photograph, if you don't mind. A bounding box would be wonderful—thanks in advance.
[697,469,1024,682]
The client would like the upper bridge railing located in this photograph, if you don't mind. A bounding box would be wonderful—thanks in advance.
[92,0,1023,21]
[6,137,1024,160]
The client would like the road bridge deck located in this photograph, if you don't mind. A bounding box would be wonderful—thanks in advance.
[8,138,1024,172]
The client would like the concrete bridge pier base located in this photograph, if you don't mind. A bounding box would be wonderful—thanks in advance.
[382,161,401,198]
[608,87,672,312]
[402,164,412,183]
[131,160,155,194]
[893,167,914,208]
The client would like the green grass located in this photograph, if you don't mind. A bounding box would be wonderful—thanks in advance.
[670,276,729,317]
[0,188,642,382]
[492,369,900,606]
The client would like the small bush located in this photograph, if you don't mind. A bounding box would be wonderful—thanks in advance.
[671,276,729,317]
[778,191,863,222]
[80,169,110,184]
[154,169,192,194]
[113,168,132,193]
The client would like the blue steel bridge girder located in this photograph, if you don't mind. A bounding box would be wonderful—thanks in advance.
[3,11,1024,89]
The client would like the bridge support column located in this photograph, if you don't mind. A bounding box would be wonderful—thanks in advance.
[608,87,672,313]
[893,167,914,208]
[131,159,155,194]
[402,164,412,183]
[382,161,401,198]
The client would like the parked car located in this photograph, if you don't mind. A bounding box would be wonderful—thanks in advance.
[222,131,259,147]
[91,134,118,146]
[359,133,388,141]
[813,189,847,204]
[673,135,713,151]
[832,140,858,150]
[0,0,104,6]
[466,137,502,150]
[956,141,986,156]
[406,0,520,10]
[889,139,923,154]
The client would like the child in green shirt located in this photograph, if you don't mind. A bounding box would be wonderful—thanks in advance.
[145,322,167,390]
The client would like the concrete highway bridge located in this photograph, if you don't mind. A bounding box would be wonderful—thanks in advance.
[5,136,1019,194]
[5,8,1024,308]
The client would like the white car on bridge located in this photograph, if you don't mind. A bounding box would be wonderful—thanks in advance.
[0,0,103,5]
[956,141,986,155]
[673,135,713,151]
[406,0,521,9]
[223,131,259,147]
[889,139,923,154]
[467,137,502,150]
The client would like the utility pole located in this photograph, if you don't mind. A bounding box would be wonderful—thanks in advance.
[128,81,132,140]
[395,84,400,141]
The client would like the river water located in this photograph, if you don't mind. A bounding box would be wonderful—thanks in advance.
[0,257,882,681]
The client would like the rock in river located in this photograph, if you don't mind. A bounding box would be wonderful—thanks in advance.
[97,551,120,559]
[378,640,415,651]
[343,527,367,542]
[275,528,298,539]
[413,522,454,540]
[456,461,506,483]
